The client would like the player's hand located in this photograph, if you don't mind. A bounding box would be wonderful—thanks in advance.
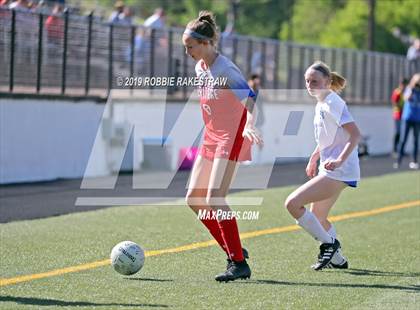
[306,160,317,178]
[324,159,343,171]
[242,126,263,145]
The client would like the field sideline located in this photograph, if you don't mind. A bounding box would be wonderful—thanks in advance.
[0,171,419,309]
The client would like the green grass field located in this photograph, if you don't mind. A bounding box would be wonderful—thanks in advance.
[1,171,419,309]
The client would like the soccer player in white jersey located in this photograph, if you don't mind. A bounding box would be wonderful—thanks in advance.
[284,61,361,270]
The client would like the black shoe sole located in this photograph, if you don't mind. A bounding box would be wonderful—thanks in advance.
[330,261,349,269]
[215,261,252,282]
[216,274,251,282]
[314,261,349,270]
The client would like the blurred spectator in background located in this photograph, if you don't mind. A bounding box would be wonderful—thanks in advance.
[124,27,150,73]
[1,0,11,7]
[9,0,36,64]
[119,6,133,25]
[108,0,124,23]
[251,51,263,76]
[9,0,30,10]
[407,39,420,71]
[0,0,11,22]
[248,73,265,164]
[32,0,49,14]
[45,3,64,62]
[221,10,235,39]
[144,7,167,51]
[144,7,165,29]
[219,10,235,55]
[108,1,133,26]
[45,3,64,43]
[248,73,265,130]
[391,78,409,156]
[395,73,420,170]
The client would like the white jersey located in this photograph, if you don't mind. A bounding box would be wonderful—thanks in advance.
[314,92,360,182]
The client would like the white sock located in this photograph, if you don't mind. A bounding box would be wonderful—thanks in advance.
[328,225,346,264]
[327,225,337,239]
[296,209,334,244]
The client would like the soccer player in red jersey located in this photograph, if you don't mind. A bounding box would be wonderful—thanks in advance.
[182,11,262,282]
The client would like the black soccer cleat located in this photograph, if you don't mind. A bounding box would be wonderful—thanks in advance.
[215,260,251,282]
[226,248,249,269]
[312,239,341,271]
[311,253,322,270]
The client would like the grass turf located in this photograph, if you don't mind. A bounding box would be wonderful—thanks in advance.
[0,171,419,309]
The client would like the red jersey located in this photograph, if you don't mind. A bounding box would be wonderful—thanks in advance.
[391,87,405,120]
[195,55,255,161]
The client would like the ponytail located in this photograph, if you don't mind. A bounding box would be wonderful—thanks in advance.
[330,71,346,93]
[185,11,218,44]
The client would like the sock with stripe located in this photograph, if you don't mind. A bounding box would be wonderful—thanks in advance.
[327,225,346,264]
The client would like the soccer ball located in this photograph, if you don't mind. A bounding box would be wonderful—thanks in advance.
[110,241,145,275]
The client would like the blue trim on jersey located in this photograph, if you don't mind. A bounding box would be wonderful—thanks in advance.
[229,80,255,101]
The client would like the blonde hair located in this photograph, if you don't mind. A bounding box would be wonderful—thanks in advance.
[309,61,346,93]
[186,11,218,45]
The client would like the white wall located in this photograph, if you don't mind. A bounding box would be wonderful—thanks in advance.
[0,99,104,183]
[0,97,398,184]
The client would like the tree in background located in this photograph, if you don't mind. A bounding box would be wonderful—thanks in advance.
[279,0,346,44]
[319,0,411,54]
[68,0,418,55]
[233,0,293,39]
[68,0,293,35]
[280,0,419,54]
[69,0,230,28]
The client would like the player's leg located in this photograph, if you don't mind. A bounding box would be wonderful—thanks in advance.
[207,157,251,281]
[185,155,228,254]
[393,120,401,154]
[207,158,242,259]
[310,193,348,269]
[284,175,346,270]
[310,190,342,231]
[285,175,346,233]
[397,121,412,166]
[409,121,419,169]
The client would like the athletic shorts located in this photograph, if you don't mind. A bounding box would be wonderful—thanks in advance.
[343,181,358,188]
[199,140,251,162]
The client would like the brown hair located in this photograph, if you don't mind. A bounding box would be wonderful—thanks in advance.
[309,61,346,93]
[186,11,218,44]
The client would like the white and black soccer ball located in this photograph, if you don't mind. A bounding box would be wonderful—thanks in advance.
[110,241,145,275]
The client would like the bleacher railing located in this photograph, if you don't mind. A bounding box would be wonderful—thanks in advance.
[0,7,418,104]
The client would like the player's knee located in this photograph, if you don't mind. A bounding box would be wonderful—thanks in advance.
[284,194,299,212]
[205,191,226,207]
[185,192,206,208]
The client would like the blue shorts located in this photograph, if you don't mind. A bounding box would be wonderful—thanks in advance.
[343,181,358,188]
